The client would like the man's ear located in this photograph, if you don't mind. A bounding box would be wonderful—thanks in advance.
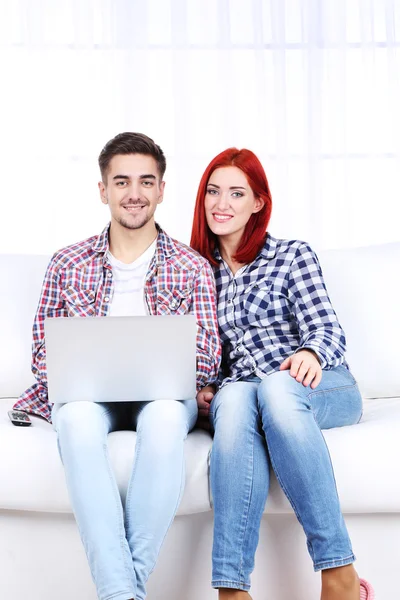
[98,181,108,205]
[253,196,264,214]
[157,180,166,205]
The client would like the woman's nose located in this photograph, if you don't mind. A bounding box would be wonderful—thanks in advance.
[215,192,230,211]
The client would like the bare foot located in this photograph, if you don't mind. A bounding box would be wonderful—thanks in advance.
[219,590,252,600]
[321,564,360,600]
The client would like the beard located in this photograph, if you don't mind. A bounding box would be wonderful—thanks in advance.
[117,203,152,230]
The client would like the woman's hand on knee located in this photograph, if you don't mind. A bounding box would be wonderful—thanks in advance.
[279,349,322,389]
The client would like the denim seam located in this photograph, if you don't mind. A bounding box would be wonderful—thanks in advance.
[145,444,187,579]
[306,382,358,399]
[102,432,134,587]
[104,592,137,600]
[58,409,134,592]
[125,419,142,536]
[265,433,315,560]
[236,424,256,582]
[266,408,352,567]
[210,396,255,586]
[125,416,189,583]
[144,406,192,578]
[313,553,356,572]
[309,410,353,567]
[212,579,251,591]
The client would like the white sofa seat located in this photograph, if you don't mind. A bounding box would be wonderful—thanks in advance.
[1,397,400,516]
[1,395,400,517]
[1,242,400,600]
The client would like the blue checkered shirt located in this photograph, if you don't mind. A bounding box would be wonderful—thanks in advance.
[214,234,347,388]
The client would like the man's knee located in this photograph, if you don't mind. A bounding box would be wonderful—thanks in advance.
[138,400,190,435]
[54,401,108,439]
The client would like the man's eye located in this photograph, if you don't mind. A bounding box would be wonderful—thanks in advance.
[116,181,127,186]
[142,181,153,186]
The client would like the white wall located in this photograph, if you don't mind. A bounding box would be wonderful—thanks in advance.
[1,0,399,255]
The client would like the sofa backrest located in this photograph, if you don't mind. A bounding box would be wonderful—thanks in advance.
[318,241,400,399]
[0,242,399,399]
[0,254,50,397]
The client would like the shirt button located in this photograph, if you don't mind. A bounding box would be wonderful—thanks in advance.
[104,296,110,302]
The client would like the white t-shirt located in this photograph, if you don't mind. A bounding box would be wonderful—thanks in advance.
[107,240,157,316]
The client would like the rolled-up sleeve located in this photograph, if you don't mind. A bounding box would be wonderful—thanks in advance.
[286,244,346,369]
[31,254,66,385]
[192,261,222,390]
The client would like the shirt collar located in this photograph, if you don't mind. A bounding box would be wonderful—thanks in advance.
[213,233,277,264]
[91,224,110,254]
[153,224,177,264]
[259,233,278,261]
[91,222,176,265]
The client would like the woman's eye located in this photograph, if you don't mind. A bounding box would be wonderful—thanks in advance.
[232,192,243,198]
[207,188,218,195]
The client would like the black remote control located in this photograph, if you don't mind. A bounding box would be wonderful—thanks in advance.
[8,410,32,427]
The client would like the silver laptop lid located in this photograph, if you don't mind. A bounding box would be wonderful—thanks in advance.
[45,315,197,404]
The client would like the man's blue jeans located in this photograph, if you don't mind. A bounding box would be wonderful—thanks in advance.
[52,399,197,600]
[209,366,363,591]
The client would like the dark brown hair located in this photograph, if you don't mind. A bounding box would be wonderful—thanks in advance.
[98,132,166,182]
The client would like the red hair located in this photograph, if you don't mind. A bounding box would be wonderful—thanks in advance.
[190,148,272,266]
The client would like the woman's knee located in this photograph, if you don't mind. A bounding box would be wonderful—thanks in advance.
[257,371,306,425]
[210,382,259,434]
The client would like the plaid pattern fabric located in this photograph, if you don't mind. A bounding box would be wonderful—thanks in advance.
[214,234,347,388]
[14,224,221,422]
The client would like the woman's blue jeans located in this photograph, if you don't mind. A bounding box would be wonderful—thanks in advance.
[52,399,198,600]
[209,366,363,591]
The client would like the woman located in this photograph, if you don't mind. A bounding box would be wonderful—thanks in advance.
[190,148,374,600]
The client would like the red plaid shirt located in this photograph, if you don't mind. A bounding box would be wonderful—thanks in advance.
[14,224,221,422]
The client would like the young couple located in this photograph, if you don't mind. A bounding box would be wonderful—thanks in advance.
[15,132,374,600]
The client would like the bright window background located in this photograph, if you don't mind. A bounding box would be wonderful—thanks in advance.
[1,0,399,254]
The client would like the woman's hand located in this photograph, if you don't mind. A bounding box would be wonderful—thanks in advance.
[196,385,215,428]
[279,349,322,389]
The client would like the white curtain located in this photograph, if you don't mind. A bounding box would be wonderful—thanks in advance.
[1,0,399,254]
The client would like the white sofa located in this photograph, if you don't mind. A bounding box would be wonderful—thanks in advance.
[1,242,399,600]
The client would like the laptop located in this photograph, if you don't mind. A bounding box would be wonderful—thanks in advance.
[44,315,197,404]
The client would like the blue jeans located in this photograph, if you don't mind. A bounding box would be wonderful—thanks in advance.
[52,399,197,600]
[209,366,363,591]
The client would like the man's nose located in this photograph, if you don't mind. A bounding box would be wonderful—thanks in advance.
[127,181,141,201]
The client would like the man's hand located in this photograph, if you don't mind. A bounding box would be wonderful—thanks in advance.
[196,385,215,421]
[279,349,322,389]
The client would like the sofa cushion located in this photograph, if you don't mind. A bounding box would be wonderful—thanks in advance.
[1,396,399,515]
[0,254,50,397]
[318,241,400,398]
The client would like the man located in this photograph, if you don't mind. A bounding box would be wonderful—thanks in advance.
[15,132,221,600]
